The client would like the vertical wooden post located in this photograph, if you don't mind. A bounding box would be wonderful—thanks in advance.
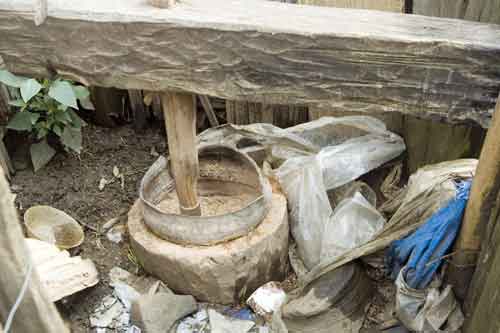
[447,95,500,300]
[0,169,69,333]
[161,92,201,216]
[128,90,149,132]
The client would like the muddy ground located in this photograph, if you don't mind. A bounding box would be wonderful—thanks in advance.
[10,123,396,332]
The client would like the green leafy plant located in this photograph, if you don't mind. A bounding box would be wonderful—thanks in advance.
[0,70,94,171]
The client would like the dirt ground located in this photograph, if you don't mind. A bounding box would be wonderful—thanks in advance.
[11,124,167,332]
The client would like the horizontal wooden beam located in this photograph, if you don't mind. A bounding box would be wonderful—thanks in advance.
[1,1,500,127]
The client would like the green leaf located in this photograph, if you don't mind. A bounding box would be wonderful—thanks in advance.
[20,78,42,103]
[61,126,82,153]
[67,109,86,128]
[7,111,40,131]
[48,80,78,108]
[30,140,56,172]
[73,85,95,110]
[52,124,63,137]
[0,70,26,88]
[8,99,26,108]
[72,86,90,100]
[36,127,49,140]
[79,97,95,110]
[54,110,72,124]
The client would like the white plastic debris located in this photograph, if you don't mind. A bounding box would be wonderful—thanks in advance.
[208,309,255,333]
[90,296,125,329]
[320,191,385,262]
[395,269,464,332]
[247,282,287,321]
[107,224,126,243]
[91,268,165,332]
[277,117,404,268]
[176,309,209,333]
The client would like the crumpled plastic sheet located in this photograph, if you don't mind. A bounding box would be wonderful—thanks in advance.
[395,269,464,332]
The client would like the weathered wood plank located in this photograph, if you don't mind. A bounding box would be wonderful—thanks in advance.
[0,168,69,333]
[299,0,404,12]
[447,95,500,304]
[464,191,500,333]
[89,87,125,127]
[128,90,149,132]
[414,0,500,23]
[227,101,308,127]
[1,0,499,127]
[413,0,468,18]
[463,0,500,24]
[199,95,220,127]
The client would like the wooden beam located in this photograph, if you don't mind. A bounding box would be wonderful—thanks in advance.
[161,92,201,216]
[0,169,69,333]
[1,1,499,127]
[448,94,500,300]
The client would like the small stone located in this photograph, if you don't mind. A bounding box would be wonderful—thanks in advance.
[131,292,197,333]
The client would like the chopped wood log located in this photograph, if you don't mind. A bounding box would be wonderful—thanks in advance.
[198,95,219,127]
[448,94,500,301]
[0,168,68,333]
[1,0,500,127]
[161,92,201,216]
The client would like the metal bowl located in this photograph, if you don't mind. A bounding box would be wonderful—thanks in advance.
[139,144,272,246]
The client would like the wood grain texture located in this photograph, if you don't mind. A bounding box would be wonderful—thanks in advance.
[413,0,467,18]
[89,87,124,127]
[199,95,220,127]
[227,101,308,127]
[414,0,500,23]
[464,191,500,333]
[448,95,500,301]
[128,90,149,132]
[0,0,500,127]
[299,0,404,12]
[0,168,69,333]
[161,92,201,215]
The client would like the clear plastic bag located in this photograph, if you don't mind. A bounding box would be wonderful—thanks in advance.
[321,191,385,262]
[277,117,405,268]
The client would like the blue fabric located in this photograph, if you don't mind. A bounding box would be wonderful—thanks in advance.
[387,180,471,289]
